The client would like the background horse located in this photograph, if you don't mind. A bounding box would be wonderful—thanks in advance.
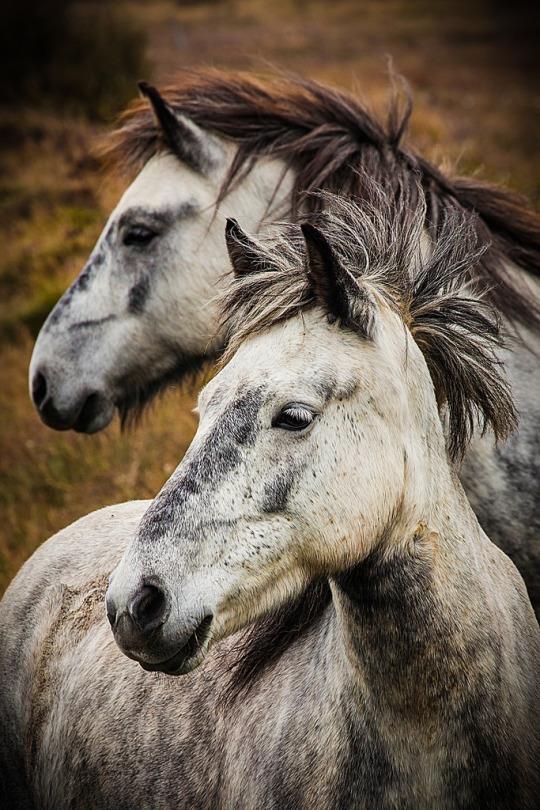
[28,73,540,612]
[3,190,538,808]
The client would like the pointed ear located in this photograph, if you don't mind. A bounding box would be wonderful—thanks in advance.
[138,81,221,174]
[225,218,262,276]
[301,223,375,338]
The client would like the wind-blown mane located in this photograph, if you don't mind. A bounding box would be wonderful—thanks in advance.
[219,184,517,696]
[221,183,517,461]
[100,70,540,328]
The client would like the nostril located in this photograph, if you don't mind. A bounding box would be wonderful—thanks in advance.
[105,592,117,628]
[32,371,48,409]
[129,584,168,634]
[106,605,117,628]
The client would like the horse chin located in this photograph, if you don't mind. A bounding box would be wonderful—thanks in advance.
[139,615,214,677]
[73,394,115,434]
[115,353,210,430]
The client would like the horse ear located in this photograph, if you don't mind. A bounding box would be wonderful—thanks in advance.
[225,219,262,276]
[301,223,375,338]
[138,81,221,174]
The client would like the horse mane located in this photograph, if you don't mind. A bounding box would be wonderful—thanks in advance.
[100,69,540,329]
[219,183,517,697]
[221,182,517,460]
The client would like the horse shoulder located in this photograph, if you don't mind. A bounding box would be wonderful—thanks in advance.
[0,500,149,809]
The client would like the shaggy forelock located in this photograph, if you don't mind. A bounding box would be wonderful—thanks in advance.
[219,180,517,461]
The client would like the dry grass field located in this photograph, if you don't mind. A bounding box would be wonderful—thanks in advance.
[1,0,539,593]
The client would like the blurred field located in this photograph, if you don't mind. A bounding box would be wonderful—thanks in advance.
[1,0,539,593]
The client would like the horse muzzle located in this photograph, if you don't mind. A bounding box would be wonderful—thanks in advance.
[106,578,213,675]
[30,366,115,432]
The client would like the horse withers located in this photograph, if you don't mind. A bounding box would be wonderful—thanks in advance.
[3,190,538,808]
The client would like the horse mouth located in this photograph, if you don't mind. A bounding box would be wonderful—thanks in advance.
[139,615,213,676]
[73,392,115,433]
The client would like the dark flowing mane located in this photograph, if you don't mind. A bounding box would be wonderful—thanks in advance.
[100,69,540,329]
[219,185,517,697]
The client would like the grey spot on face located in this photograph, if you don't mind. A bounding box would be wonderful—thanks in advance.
[75,265,93,293]
[128,276,150,314]
[206,389,225,415]
[313,374,337,402]
[139,388,265,543]
[45,250,106,330]
[262,467,297,513]
[118,202,199,235]
[103,221,116,246]
[313,372,357,404]
[69,315,117,331]
[92,247,106,266]
[336,379,359,401]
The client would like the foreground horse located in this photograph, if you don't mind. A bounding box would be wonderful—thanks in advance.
[28,73,540,610]
[3,192,539,808]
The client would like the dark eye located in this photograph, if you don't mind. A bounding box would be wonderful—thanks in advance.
[123,225,157,247]
[272,403,316,432]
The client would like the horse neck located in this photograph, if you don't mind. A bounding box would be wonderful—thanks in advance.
[327,461,494,719]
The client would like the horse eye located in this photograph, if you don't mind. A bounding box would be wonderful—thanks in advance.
[123,225,157,247]
[273,404,316,432]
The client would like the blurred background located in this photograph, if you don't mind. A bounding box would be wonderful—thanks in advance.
[1,0,539,593]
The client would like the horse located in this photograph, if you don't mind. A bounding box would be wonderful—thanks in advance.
[27,72,540,613]
[3,189,539,808]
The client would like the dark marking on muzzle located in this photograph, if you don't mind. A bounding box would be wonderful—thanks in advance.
[139,387,265,542]
[45,246,108,330]
[128,276,151,314]
[69,315,118,331]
